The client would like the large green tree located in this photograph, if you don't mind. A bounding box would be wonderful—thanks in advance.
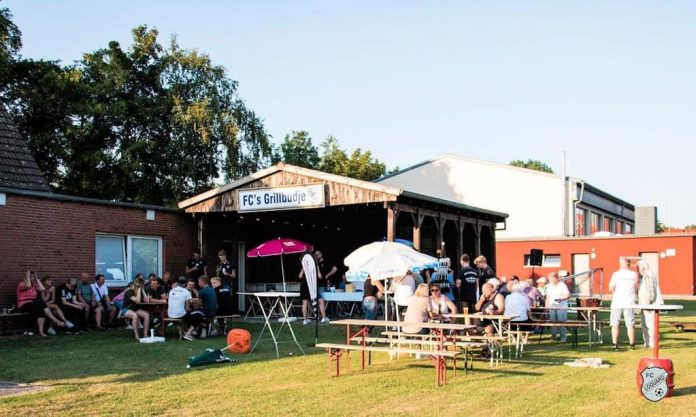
[318,135,386,181]
[509,159,554,173]
[1,19,272,205]
[278,130,319,168]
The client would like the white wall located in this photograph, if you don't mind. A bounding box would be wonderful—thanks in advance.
[379,155,566,238]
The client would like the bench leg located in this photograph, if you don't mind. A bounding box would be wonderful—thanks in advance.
[327,348,345,377]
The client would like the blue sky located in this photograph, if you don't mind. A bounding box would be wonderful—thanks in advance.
[6,1,696,226]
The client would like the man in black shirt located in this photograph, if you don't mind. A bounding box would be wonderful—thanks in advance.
[186,249,208,280]
[216,249,237,312]
[315,250,338,289]
[457,253,479,312]
[474,255,496,296]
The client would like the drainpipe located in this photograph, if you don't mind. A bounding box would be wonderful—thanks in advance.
[572,179,585,236]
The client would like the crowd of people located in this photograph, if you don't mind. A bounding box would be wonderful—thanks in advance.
[15,248,239,341]
[352,252,663,355]
[15,244,663,351]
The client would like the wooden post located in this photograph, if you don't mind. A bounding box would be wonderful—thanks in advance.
[456,218,463,263]
[197,216,205,254]
[411,211,424,251]
[475,221,482,256]
[387,205,396,242]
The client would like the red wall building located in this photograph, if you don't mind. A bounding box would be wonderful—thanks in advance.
[0,191,197,307]
[497,234,696,297]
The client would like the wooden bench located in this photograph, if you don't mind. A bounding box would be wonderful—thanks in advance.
[381,330,505,365]
[513,321,587,347]
[163,314,241,338]
[315,342,461,386]
[354,335,487,372]
[672,322,696,332]
[0,312,30,335]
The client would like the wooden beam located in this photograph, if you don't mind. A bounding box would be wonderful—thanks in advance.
[456,219,463,264]
[387,206,396,242]
[197,217,205,254]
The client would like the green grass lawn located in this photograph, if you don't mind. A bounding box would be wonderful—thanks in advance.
[1,303,695,417]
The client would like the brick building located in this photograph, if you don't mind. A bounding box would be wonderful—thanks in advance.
[0,106,196,307]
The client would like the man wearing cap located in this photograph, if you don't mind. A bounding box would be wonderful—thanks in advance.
[536,276,548,306]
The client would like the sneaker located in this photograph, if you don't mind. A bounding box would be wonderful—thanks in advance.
[47,327,57,336]
[612,345,620,351]
[208,329,220,337]
[303,319,311,325]
[200,328,207,339]
[629,344,635,350]
[320,317,330,324]
[183,334,195,342]
[65,321,75,329]
[560,338,567,343]
[23,331,34,336]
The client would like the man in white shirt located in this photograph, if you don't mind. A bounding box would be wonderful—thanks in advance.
[168,276,192,319]
[609,257,638,351]
[545,272,570,342]
[91,274,116,328]
[505,283,530,322]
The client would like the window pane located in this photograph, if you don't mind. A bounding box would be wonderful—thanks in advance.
[96,236,125,282]
[543,255,561,267]
[131,238,160,279]
[575,208,586,236]
[590,213,600,234]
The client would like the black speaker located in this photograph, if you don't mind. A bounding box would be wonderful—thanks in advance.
[530,249,543,266]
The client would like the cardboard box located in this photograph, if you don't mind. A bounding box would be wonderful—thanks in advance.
[345,283,354,293]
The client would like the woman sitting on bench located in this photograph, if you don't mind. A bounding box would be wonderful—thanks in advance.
[122,277,150,341]
[16,270,66,337]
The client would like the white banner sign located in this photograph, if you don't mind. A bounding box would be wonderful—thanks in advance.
[238,184,325,212]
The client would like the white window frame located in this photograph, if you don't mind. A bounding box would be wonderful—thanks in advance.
[95,235,126,284]
[524,253,562,268]
[126,235,163,281]
[96,233,162,286]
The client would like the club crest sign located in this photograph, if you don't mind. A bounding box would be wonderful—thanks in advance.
[640,367,669,402]
[239,184,325,212]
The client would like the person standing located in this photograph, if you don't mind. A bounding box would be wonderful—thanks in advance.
[457,254,479,313]
[474,255,495,297]
[315,250,338,289]
[609,257,638,351]
[186,249,208,280]
[216,250,237,312]
[545,272,570,342]
[636,259,662,348]
[299,252,329,324]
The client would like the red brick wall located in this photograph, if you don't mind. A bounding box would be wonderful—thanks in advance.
[0,193,197,307]
[496,235,696,296]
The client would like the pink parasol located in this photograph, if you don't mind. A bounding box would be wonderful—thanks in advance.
[247,238,313,258]
[247,238,313,317]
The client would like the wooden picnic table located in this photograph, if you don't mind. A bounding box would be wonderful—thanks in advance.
[325,319,476,386]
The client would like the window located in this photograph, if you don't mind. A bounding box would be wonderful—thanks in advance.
[96,234,162,284]
[524,253,561,267]
[625,223,633,235]
[590,212,600,234]
[616,220,624,234]
[603,217,614,233]
[575,208,586,236]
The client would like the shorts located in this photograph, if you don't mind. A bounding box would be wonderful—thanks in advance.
[610,308,635,327]
[17,299,47,318]
[300,280,322,301]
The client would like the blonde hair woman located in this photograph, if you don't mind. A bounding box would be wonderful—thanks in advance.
[402,283,431,334]
[122,277,150,341]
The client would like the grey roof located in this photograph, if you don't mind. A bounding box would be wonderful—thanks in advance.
[0,105,51,192]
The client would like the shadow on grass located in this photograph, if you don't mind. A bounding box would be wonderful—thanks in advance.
[673,385,696,397]
[0,319,339,385]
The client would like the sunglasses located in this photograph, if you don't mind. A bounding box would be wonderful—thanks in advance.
[430,288,440,292]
